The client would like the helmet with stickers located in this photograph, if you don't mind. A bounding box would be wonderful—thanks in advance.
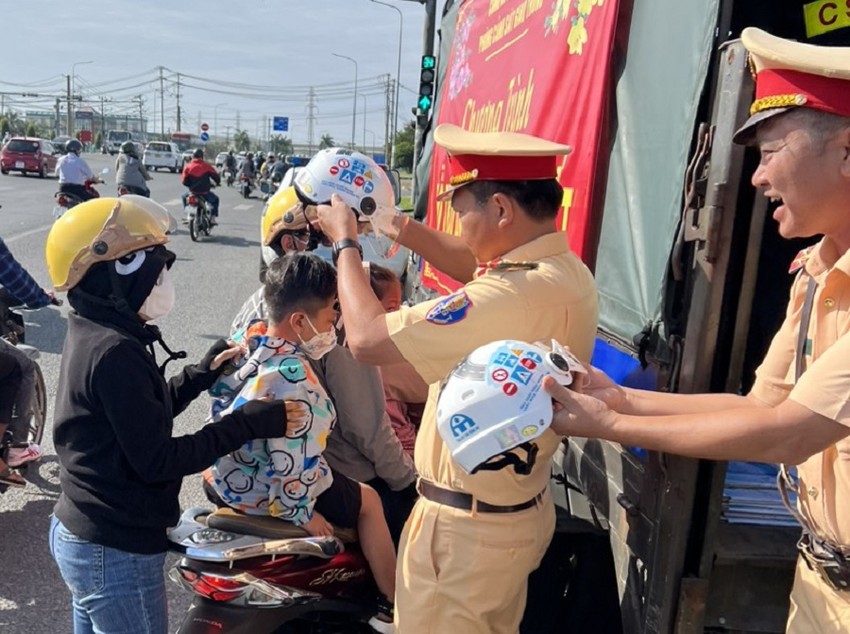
[436,339,585,475]
[293,148,396,221]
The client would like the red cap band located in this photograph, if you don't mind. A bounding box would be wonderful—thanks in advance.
[448,153,558,184]
[755,68,850,118]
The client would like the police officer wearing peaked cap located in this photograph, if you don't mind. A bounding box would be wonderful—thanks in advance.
[545,28,850,634]
[315,124,599,633]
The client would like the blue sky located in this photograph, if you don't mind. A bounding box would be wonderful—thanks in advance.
[0,0,437,148]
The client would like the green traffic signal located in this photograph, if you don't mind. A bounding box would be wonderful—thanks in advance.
[418,95,433,110]
[421,55,436,70]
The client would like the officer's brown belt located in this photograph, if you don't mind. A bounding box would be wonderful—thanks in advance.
[417,479,544,514]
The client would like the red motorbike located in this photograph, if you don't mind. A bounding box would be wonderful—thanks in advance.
[53,168,109,218]
[167,506,381,633]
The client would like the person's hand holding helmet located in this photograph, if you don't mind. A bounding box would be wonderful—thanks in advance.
[543,377,617,438]
[316,193,358,243]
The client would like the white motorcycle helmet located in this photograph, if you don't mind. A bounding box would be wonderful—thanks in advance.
[436,340,585,475]
[293,148,396,221]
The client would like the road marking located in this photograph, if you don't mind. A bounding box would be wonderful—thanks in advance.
[6,223,54,244]
[232,204,254,211]
[163,198,184,207]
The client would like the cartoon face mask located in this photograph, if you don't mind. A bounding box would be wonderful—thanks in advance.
[297,315,337,360]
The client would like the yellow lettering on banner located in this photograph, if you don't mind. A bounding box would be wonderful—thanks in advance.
[480,0,548,54]
[559,188,574,232]
[504,69,534,132]
[803,0,850,37]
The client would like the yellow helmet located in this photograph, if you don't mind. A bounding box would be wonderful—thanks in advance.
[45,197,170,291]
[261,186,318,247]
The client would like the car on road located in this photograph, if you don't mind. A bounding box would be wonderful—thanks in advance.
[0,137,58,178]
[51,135,73,154]
[214,152,228,168]
[143,141,181,172]
[181,149,194,167]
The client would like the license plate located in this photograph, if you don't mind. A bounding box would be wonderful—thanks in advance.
[15,161,24,169]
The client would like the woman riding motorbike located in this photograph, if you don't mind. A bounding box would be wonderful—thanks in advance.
[115,141,152,197]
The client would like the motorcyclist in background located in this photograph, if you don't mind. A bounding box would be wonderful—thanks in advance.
[230,185,417,544]
[115,141,152,197]
[181,148,221,225]
[223,150,237,185]
[239,151,256,183]
[56,139,97,202]
[0,234,56,484]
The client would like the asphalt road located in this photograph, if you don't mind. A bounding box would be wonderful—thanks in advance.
[0,153,268,633]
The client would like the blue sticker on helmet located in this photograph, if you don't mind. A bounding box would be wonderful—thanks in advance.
[425,291,473,325]
[449,414,479,440]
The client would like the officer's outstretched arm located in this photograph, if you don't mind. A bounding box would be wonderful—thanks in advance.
[394,216,477,284]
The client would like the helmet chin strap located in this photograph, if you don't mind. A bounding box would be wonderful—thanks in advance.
[470,442,539,476]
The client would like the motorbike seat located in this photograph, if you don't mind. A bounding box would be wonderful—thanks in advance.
[206,507,359,544]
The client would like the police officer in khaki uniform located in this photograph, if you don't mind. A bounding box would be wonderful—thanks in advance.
[545,28,850,634]
[315,124,598,633]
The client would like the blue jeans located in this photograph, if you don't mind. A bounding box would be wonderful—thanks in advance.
[49,516,168,634]
[181,190,219,216]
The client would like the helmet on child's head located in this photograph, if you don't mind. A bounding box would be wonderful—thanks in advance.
[261,185,316,247]
[45,197,171,291]
[293,148,396,221]
[436,339,585,475]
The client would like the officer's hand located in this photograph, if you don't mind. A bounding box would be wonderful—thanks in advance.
[544,376,615,438]
[316,194,358,242]
[302,511,334,537]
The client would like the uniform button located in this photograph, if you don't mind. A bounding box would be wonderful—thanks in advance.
[808,487,818,500]
[824,297,835,308]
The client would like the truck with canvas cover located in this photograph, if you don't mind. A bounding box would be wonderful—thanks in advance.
[411,1,850,632]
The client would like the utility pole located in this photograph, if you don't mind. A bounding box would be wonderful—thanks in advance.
[100,96,106,141]
[412,0,437,202]
[159,67,165,136]
[235,110,241,132]
[306,86,318,154]
[175,73,182,131]
[65,74,72,137]
[54,98,61,137]
[383,75,392,163]
[138,95,144,133]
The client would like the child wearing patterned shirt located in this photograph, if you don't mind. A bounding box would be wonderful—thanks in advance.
[207,253,396,632]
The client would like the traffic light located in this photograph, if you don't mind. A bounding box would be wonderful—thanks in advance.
[418,55,436,114]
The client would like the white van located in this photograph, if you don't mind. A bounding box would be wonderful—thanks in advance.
[143,142,181,173]
[105,130,146,155]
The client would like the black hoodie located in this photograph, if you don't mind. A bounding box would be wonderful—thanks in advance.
[53,261,285,554]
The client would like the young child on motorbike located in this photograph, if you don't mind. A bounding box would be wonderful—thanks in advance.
[207,252,396,633]
[366,263,428,458]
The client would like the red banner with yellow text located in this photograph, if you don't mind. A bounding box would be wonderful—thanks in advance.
[423,0,619,294]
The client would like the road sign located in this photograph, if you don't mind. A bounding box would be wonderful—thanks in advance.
[199,131,209,143]
[273,116,289,132]
[200,122,209,132]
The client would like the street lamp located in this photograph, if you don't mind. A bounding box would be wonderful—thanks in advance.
[370,0,402,168]
[69,60,93,137]
[364,128,378,153]
[332,53,358,150]
[213,102,227,143]
[359,93,368,151]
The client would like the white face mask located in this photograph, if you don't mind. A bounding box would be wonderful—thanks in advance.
[298,315,337,360]
[138,267,175,321]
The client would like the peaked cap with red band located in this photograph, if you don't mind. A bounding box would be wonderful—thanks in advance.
[434,124,572,201]
[733,28,850,145]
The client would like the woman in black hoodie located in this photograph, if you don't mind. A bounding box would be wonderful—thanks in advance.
[44,197,297,634]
